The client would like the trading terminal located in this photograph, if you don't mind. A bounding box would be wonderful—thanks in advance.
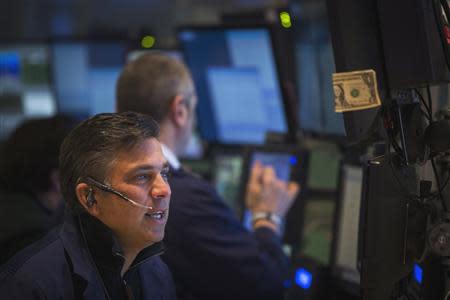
[0,0,449,299]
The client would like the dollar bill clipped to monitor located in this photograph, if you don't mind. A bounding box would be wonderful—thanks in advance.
[332,70,381,113]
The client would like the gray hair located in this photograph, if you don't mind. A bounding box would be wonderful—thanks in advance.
[116,52,194,122]
[59,112,159,213]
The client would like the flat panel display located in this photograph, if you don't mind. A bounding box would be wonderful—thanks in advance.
[213,153,244,216]
[333,164,363,284]
[299,197,336,266]
[52,41,127,118]
[0,44,56,139]
[307,147,340,191]
[179,27,288,145]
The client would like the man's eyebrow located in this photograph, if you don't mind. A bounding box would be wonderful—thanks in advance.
[127,162,170,174]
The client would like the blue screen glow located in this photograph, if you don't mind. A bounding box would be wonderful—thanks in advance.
[295,268,313,289]
[414,264,423,285]
[289,155,298,165]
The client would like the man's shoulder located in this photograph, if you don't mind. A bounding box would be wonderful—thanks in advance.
[0,228,64,282]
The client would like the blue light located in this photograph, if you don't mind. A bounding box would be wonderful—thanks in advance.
[289,156,297,165]
[414,264,423,284]
[0,53,20,77]
[295,268,313,289]
[179,31,196,42]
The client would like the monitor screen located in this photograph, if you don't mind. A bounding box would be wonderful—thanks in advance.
[295,26,345,136]
[307,146,341,191]
[179,27,288,145]
[298,196,336,266]
[52,40,127,118]
[241,148,300,229]
[333,164,363,285]
[249,151,297,181]
[0,44,56,140]
[213,152,244,216]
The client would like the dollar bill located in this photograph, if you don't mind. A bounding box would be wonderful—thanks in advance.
[332,69,382,113]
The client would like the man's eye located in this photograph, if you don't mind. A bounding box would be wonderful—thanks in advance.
[161,169,170,182]
[136,174,150,181]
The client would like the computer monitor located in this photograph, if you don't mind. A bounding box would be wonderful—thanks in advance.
[0,43,56,140]
[212,150,245,217]
[239,146,304,230]
[51,39,127,118]
[360,154,418,300]
[178,26,290,145]
[331,163,364,293]
[295,29,346,136]
[297,195,336,266]
[247,150,298,182]
[306,145,341,191]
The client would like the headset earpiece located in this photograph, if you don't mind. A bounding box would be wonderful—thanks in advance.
[86,188,96,207]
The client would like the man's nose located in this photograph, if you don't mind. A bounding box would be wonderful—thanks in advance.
[151,174,171,200]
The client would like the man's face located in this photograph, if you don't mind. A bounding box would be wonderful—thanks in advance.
[93,138,171,251]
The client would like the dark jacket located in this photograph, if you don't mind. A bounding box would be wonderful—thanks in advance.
[162,167,289,300]
[0,214,176,300]
[0,190,64,265]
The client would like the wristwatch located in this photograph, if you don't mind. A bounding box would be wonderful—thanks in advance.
[251,212,282,228]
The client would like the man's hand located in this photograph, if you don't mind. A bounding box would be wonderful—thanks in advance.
[245,161,300,219]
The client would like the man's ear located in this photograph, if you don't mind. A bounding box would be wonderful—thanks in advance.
[75,182,100,216]
[169,95,188,128]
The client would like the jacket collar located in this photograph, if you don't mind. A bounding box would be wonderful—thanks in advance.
[59,214,105,299]
[161,144,181,170]
[59,213,165,299]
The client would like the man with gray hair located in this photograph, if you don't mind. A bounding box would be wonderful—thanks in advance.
[0,112,176,300]
[116,53,299,299]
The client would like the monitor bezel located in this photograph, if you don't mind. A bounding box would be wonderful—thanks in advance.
[329,161,364,296]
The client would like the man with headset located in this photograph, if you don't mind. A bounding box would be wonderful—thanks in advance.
[0,112,176,300]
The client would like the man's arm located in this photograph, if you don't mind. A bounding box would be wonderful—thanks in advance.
[163,175,296,299]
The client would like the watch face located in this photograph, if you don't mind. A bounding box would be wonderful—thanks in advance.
[252,212,282,227]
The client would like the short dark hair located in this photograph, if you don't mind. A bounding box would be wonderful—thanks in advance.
[59,112,159,212]
[116,52,193,123]
[0,115,77,196]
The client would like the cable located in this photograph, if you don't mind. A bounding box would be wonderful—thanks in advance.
[432,156,448,212]
[420,108,430,119]
[442,172,450,191]
[426,85,433,119]
[424,84,449,211]
[414,88,432,122]
[444,290,450,300]
[386,138,416,199]
[384,106,406,160]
